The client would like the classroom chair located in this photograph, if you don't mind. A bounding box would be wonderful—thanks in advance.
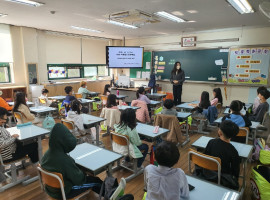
[188,148,221,185]
[100,95,108,108]
[157,91,166,101]
[165,92,173,100]
[39,97,46,106]
[0,152,30,192]
[216,103,222,114]
[110,131,144,182]
[74,93,83,99]
[254,111,270,140]
[13,111,24,124]
[100,108,121,137]
[37,165,91,200]
[110,178,126,200]
[235,127,249,144]
[154,114,182,144]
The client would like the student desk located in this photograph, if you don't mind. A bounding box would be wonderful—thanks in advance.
[111,87,150,103]
[214,117,260,129]
[136,122,169,142]
[5,124,50,188]
[117,105,140,110]
[191,136,253,195]
[69,143,123,176]
[8,101,34,107]
[116,95,128,100]
[81,114,105,146]
[177,112,192,146]
[30,106,57,117]
[48,96,66,101]
[146,93,167,105]
[176,100,199,112]
[224,103,253,114]
[149,100,161,107]
[185,175,240,200]
[86,92,100,98]
[78,98,95,114]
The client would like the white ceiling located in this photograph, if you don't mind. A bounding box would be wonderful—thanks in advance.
[0,0,269,39]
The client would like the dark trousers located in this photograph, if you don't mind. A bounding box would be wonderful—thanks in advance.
[5,141,39,163]
[66,176,103,199]
[173,84,183,105]
[137,144,149,167]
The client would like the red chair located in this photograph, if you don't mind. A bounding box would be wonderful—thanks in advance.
[166,92,173,100]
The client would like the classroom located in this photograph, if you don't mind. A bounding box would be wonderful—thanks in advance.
[0,0,270,200]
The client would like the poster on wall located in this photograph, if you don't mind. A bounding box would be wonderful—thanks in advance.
[228,47,270,85]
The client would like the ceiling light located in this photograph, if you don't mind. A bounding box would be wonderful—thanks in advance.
[188,20,196,23]
[171,11,184,16]
[187,10,198,14]
[0,13,8,17]
[155,11,186,23]
[5,0,44,7]
[107,20,138,29]
[70,26,102,33]
[227,0,254,14]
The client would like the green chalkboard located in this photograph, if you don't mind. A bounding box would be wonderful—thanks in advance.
[153,49,228,82]
[130,52,151,78]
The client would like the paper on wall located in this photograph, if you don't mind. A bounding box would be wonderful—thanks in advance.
[136,71,141,78]
[215,59,224,66]
[146,62,151,69]
[142,71,150,79]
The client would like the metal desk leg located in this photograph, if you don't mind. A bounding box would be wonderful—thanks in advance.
[95,124,100,146]
[37,136,43,163]
[88,103,91,114]
[107,164,112,176]
[181,117,190,146]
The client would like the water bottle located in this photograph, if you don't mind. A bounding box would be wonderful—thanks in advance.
[151,88,153,95]
[117,90,119,96]
[35,99,39,107]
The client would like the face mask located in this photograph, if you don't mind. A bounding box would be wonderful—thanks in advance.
[177,66,180,70]
[85,86,87,89]
[108,88,111,91]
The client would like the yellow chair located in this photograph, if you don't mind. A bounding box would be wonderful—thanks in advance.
[13,112,24,124]
[216,103,222,114]
[39,98,46,105]
[111,131,143,182]
[75,93,83,98]
[37,164,91,200]
[236,127,249,144]
[188,148,221,185]
[61,119,75,131]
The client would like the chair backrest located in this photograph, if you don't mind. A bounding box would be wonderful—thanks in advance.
[237,127,249,144]
[111,131,129,146]
[166,92,173,100]
[37,165,67,200]
[262,111,269,125]
[39,98,46,105]
[110,178,126,200]
[188,148,221,185]
[61,119,75,131]
[100,95,108,102]
[216,103,222,110]
[75,93,83,98]
[14,112,24,124]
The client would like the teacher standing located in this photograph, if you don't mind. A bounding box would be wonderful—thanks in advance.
[170,61,185,105]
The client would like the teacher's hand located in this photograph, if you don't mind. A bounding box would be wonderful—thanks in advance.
[173,80,179,84]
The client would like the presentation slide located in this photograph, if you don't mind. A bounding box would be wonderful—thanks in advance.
[107,47,143,68]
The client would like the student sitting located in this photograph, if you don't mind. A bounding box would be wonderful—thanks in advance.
[202,120,240,189]
[13,92,35,124]
[222,100,251,127]
[0,90,12,111]
[114,108,148,168]
[190,91,211,117]
[161,99,177,116]
[66,100,93,143]
[78,81,92,99]
[41,123,102,199]
[211,88,223,106]
[252,86,267,114]
[137,87,151,104]
[39,89,52,106]
[106,94,118,109]
[249,89,270,123]
[144,141,189,200]
[0,107,38,164]
[103,84,111,96]
[64,86,76,102]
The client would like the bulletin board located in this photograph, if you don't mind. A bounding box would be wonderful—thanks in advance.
[228,47,270,85]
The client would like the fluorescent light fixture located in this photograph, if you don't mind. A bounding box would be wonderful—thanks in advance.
[70,26,102,33]
[107,20,138,29]
[227,0,254,14]
[5,0,44,7]
[186,10,198,14]
[0,13,8,17]
[171,11,184,16]
[155,11,186,23]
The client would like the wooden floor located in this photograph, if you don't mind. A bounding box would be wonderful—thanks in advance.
[1,110,258,200]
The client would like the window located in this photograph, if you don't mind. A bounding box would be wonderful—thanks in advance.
[84,67,97,77]
[47,64,109,80]
[0,63,11,83]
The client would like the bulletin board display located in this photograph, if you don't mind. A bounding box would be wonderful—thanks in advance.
[228,47,270,85]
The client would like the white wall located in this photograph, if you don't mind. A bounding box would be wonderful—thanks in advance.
[127,26,270,105]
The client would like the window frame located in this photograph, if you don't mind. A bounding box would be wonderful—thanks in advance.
[0,62,11,83]
[47,64,109,80]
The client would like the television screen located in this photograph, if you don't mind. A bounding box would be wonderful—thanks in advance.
[106,46,144,68]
